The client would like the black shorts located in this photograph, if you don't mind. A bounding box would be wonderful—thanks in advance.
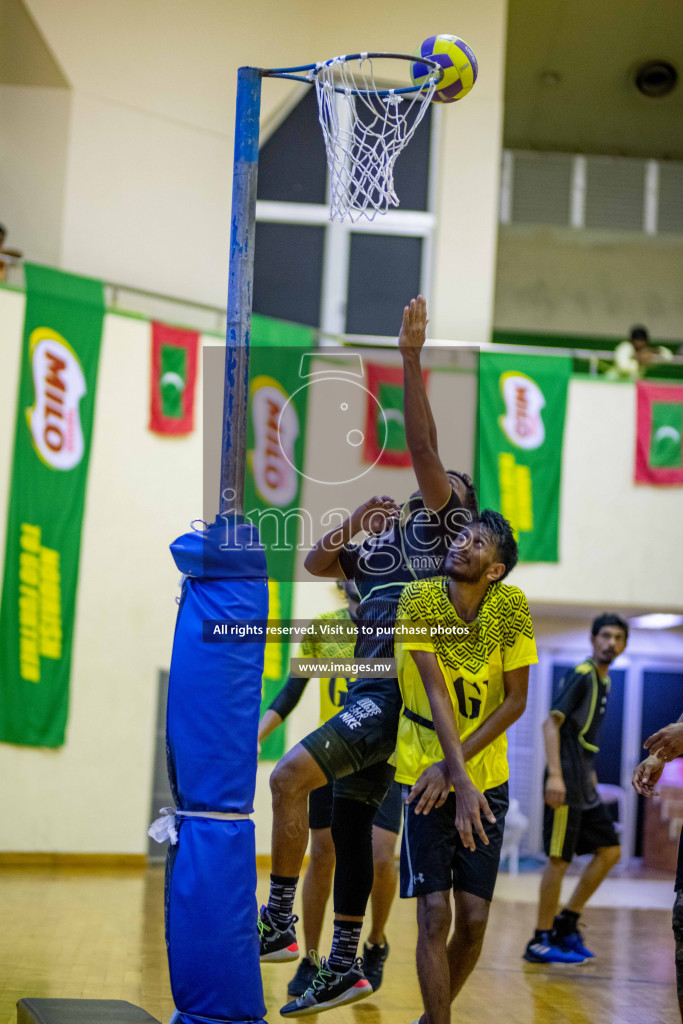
[400,782,509,903]
[308,779,403,834]
[300,686,401,809]
[543,801,619,863]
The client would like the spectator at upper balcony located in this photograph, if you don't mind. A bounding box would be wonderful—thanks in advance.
[608,325,673,381]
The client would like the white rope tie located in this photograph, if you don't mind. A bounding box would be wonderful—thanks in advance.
[148,806,251,846]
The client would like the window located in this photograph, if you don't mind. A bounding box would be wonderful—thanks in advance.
[254,86,437,337]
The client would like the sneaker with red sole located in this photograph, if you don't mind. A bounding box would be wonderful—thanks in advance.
[258,906,299,963]
[279,954,372,1016]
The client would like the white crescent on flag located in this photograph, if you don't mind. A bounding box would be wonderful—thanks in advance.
[160,371,185,393]
[654,425,681,444]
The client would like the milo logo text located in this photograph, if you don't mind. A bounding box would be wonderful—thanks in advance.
[26,328,87,470]
[251,376,299,507]
[499,371,546,450]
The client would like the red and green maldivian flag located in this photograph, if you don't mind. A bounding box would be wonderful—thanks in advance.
[149,321,199,435]
[635,380,683,485]
[363,363,430,468]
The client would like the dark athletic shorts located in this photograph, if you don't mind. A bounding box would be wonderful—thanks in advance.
[543,800,619,863]
[400,781,509,903]
[308,778,403,834]
[300,685,401,809]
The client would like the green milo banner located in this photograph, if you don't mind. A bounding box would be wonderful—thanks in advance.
[245,316,313,760]
[478,352,571,562]
[0,264,105,746]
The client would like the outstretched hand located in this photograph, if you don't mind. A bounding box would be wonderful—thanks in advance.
[632,755,665,797]
[398,295,428,354]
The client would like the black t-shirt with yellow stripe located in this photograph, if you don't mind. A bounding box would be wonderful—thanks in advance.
[551,658,611,809]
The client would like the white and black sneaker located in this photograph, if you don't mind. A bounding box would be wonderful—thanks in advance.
[280,954,372,1016]
[258,906,299,963]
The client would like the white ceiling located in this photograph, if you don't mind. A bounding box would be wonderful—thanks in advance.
[504,0,683,159]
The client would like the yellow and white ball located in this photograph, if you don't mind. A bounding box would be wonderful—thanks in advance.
[410,34,478,103]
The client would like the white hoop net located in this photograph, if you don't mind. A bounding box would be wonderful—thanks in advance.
[311,54,439,223]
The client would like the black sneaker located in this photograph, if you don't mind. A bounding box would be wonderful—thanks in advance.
[258,905,299,963]
[361,940,390,992]
[287,957,318,996]
[280,954,372,1016]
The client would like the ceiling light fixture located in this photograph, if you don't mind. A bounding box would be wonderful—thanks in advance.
[628,613,683,630]
[634,61,678,98]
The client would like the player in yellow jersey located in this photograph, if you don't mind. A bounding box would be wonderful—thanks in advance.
[258,582,402,996]
[394,511,537,1024]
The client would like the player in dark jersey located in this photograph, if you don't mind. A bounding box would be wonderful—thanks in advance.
[523,613,628,965]
[257,581,402,997]
[632,712,683,1021]
[259,296,478,1015]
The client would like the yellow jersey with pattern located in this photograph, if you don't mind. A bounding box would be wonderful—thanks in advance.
[298,608,357,726]
[395,576,537,792]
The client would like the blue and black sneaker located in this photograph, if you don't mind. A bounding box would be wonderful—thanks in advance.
[523,931,585,964]
[555,927,595,959]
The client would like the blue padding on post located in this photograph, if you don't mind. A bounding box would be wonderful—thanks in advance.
[168,518,268,813]
[166,818,266,1022]
[171,517,267,581]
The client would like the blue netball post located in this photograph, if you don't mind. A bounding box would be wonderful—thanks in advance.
[162,53,445,1024]
[163,65,268,1024]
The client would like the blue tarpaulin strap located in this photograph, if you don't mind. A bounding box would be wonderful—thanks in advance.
[165,516,268,1023]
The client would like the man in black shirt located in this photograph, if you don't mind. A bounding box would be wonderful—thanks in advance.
[259,296,478,1015]
[524,613,628,964]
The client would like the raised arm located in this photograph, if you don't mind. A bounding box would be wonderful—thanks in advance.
[304,495,400,578]
[398,296,452,512]
[410,649,495,850]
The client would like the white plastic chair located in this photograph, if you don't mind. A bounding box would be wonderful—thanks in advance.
[500,798,528,874]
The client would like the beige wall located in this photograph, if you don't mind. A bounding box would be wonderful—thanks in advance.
[0,84,71,267]
[0,286,681,852]
[494,225,683,341]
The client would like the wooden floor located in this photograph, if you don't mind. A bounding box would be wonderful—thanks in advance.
[0,863,678,1024]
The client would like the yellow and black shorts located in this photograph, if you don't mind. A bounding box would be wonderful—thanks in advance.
[544,802,619,863]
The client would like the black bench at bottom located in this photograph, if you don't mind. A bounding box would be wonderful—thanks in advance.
[18,1000,162,1024]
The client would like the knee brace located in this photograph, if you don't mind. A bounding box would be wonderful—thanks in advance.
[331,797,377,917]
